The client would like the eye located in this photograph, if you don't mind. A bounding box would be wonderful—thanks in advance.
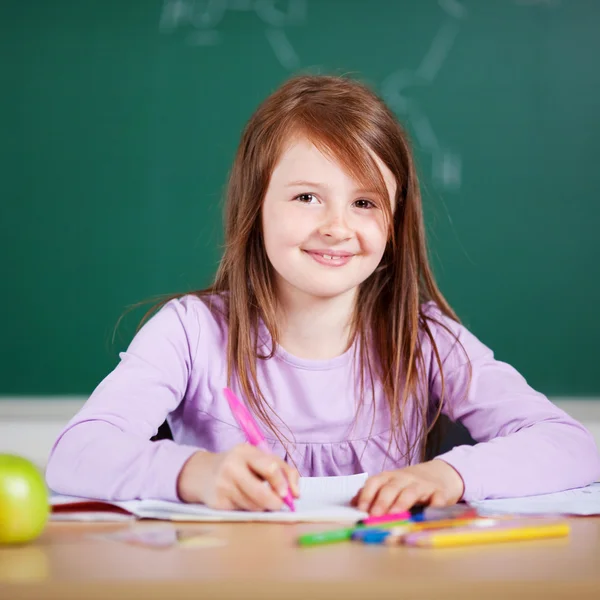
[294,193,318,204]
[354,199,376,209]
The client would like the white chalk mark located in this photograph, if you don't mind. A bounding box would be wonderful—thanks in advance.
[265,28,301,70]
[382,2,465,190]
[433,151,462,189]
[158,0,306,73]
[411,110,440,152]
[382,75,439,150]
[381,69,421,115]
[159,0,193,31]
[189,0,228,29]
[160,0,229,31]
[186,30,222,45]
[416,21,459,82]
[438,0,467,20]
[255,0,307,27]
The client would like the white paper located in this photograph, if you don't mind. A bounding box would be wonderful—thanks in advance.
[50,473,369,523]
[471,483,600,516]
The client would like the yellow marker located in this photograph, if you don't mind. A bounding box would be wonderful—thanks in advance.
[402,520,570,548]
[376,517,490,545]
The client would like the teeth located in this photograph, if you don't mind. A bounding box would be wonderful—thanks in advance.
[307,251,350,261]
[322,254,343,260]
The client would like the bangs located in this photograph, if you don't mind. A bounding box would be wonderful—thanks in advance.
[282,117,397,238]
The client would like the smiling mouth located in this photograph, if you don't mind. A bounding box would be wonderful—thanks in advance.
[302,250,355,266]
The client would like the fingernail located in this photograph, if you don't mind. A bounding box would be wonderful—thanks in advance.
[278,487,288,497]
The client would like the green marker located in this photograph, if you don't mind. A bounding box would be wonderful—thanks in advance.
[297,526,358,547]
[297,519,411,547]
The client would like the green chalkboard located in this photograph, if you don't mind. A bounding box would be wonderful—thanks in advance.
[1,0,599,397]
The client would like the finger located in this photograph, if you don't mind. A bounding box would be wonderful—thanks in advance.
[356,473,393,512]
[248,454,294,500]
[429,490,449,508]
[208,478,244,511]
[236,465,284,511]
[389,483,431,512]
[208,493,237,512]
[368,482,405,516]
[231,482,268,512]
[282,464,301,498]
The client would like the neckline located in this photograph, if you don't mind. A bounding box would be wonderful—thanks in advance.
[257,320,355,371]
[273,341,355,371]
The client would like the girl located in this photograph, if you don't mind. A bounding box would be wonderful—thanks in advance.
[46,75,600,516]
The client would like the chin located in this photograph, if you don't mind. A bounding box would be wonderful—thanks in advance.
[277,270,371,301]
[305,289,353,300]
[295,282,362,300]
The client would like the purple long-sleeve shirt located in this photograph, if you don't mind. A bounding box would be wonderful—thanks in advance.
[46,295,600,503]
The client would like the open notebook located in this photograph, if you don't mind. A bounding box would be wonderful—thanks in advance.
[471,483,600,517]
[50,473,370,523]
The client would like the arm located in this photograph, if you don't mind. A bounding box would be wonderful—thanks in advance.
[427,309,600,502]
[45,297,201,502]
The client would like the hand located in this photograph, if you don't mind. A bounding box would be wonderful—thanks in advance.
[176,444,300,511]
[351,459,465,516]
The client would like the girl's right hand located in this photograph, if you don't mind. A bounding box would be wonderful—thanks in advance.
[176,444,300,511]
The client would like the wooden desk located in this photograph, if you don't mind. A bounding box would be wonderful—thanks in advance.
[1,517,599,600]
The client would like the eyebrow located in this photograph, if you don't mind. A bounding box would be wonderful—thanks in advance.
[285,180,326,189]
[285,180,381,195]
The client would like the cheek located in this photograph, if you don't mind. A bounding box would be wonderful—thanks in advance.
[263,205,312,250]
[262,207,306,255]
[359,219,389,256]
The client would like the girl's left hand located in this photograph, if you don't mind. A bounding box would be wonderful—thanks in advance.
[351,459,465,516]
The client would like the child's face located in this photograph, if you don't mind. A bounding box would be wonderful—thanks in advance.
[262,136,396,303]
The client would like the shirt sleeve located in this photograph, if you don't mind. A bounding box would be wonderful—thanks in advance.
[45,297,202,502]
[425,305,600,502]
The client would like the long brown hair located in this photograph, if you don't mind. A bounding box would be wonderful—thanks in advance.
[142,74,468,464]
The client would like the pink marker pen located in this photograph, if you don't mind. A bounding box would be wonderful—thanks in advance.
[223,387,296,512]
[358,511,411,526]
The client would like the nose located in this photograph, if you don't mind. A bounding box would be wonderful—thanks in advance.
[317,205,352,241]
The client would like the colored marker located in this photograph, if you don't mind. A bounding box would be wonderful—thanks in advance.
[358,510,411,526]
[223,387,295,512]
[297,518,413,547]
[352,517,488,544]
[403,520,570,548]
[297,526,357,547]
[357,504,476,527]
[353,526,411,543]
[409,504,478,522]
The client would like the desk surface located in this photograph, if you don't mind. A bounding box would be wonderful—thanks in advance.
[1,517,600,600]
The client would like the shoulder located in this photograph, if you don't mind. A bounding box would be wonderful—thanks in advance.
[168,293,227,327]
[419,301,493,373]
[133,293,228,357]
[420,301,460,340]
[419,300,461,346]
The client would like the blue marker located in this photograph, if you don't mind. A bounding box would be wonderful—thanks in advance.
[352,525,411,543]
[353,529,392,544]
[409,504,477,522]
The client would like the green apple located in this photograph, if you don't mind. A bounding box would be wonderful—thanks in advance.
[0,454,49,545]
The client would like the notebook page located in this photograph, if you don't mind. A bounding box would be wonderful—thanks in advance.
[294,472,369,510]
[471,483,600,516]
[130,473,370,522]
